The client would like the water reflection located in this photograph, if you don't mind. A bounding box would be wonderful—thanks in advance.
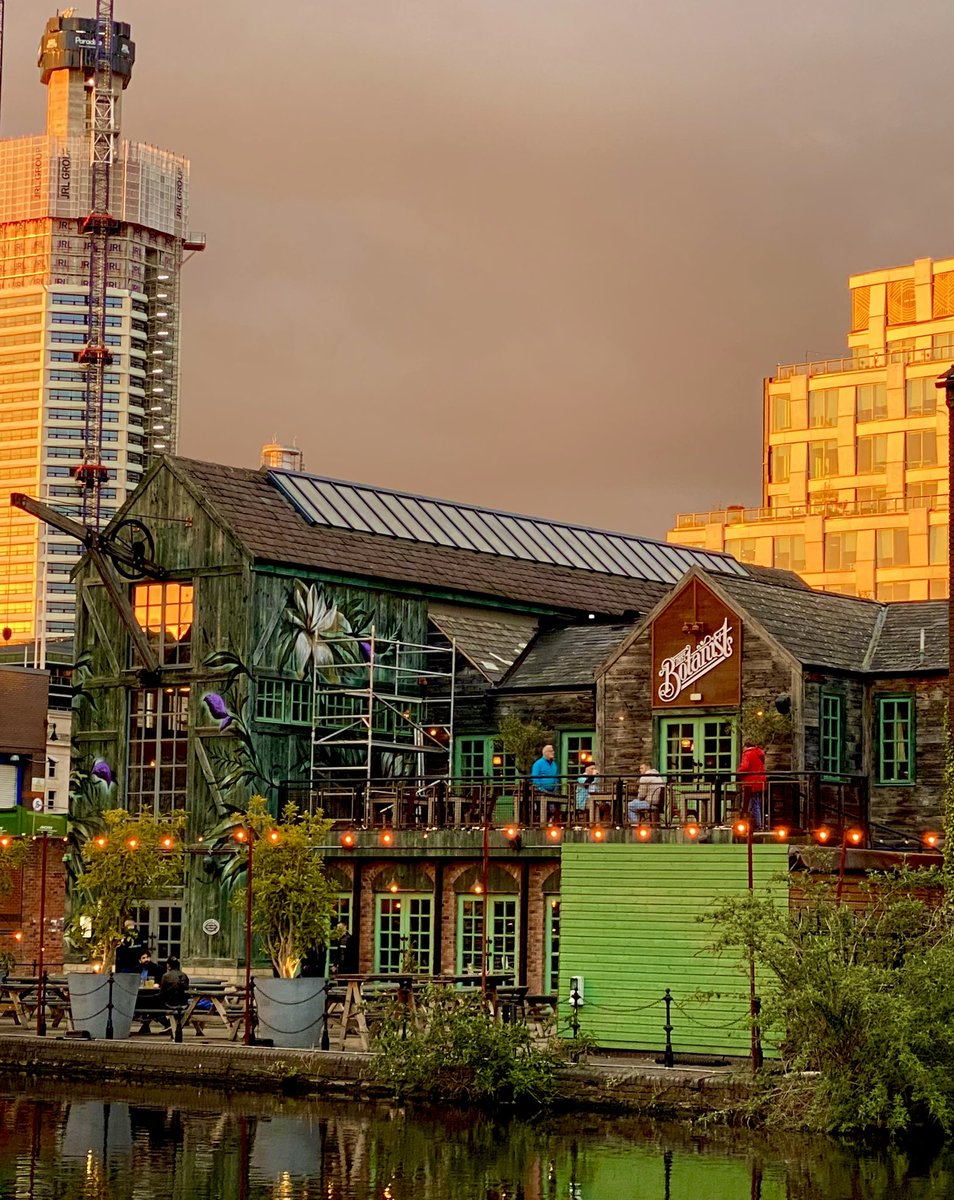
[0,1080,952,1200]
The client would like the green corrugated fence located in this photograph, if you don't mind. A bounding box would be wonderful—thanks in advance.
[558,842,788,1057]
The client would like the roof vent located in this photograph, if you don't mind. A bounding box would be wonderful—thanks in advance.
[261,442,303,472]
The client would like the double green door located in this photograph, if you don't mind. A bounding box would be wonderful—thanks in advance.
[660,716,736,817]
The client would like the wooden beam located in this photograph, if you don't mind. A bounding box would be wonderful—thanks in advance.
[88,548,160,675]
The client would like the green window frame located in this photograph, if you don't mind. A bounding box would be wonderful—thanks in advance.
[876,696,915,785]
[820,692,843,777]
[255,679,313,725]
[560,731,596,771]
[453,736,517,783]
[546,898,560,994]
[457,896,519,977]
[375,894,433,974]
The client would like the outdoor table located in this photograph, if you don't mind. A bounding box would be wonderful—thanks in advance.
[132,982,246,1040]
[0,977,71,1029]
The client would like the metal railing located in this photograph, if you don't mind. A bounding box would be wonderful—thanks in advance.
[775,344,954,380]
[673,493,946,530]
[281,771,869,835]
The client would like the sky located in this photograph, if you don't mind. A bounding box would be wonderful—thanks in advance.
[4,0,954,539]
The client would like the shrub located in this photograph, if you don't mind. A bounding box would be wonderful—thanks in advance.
[370,984,559,1106]
[709,868,954,1137]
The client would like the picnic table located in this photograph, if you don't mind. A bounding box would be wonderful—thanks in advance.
[132,981,247,1041]
[0,976,71,1030]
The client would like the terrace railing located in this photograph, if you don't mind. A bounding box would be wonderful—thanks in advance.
[280,771,869,837]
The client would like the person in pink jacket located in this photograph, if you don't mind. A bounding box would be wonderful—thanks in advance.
[737,742,767,829]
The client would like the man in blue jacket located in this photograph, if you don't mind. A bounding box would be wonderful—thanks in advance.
[531,743,561,821]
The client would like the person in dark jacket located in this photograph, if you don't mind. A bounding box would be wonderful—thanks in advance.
[737,742,767,829]
[159,957,190,1010]
[115,921,147,973]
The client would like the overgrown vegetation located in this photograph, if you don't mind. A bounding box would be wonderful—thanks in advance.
[370,984,562,1106]
[709,867,954,1137]
[230,795,337,979]
[69,808,185,971]
[497,716,553,774]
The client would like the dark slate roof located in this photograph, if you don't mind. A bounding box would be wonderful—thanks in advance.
[269,468,748,585]
[870,602,948,672]
[429,604,536,682]
[715,574,884,671]
[166,458,675,616]
[500,621,638,690]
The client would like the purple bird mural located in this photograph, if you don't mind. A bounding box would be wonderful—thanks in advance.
[360,641,373,661]
[203,692,233,731]
[91,758,113,786]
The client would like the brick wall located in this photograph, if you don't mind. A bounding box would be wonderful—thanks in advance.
[0,834,67,973]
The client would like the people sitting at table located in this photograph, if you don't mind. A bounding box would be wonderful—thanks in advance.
[628,763,665,824]
[160,957,190,1010]
[115,921,147,973]
[138,952,162,986]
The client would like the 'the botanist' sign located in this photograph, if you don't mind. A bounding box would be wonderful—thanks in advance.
[651,579,742,708]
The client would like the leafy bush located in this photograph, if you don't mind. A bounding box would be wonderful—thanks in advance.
[709,868,954,1137]
[370,984,560,1106]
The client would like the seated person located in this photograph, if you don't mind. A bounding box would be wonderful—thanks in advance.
[574,763,600,819]
[628,763,665,824]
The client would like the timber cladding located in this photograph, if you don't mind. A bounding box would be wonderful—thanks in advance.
[559,843,788,1056]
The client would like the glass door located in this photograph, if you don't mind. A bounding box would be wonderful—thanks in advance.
[659,716,737,820]
[130,901,183,962]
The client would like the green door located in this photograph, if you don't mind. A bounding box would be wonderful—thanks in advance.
[659,716,736,821]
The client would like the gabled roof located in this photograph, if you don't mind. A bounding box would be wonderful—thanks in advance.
[429,604,536,682]
[500,620,639,690]
[597,564,949,679]
[158,458,743,617]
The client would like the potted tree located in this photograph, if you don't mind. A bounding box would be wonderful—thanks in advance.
[232,796,337,1048]
[68,808,184,1039]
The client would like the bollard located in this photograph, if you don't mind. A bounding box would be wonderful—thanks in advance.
[663,988,674,1068]
[105,974,115,1041]
[320,988,330,1051]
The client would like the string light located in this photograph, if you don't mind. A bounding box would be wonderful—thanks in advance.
[684,823,699,840]
[503,825,519,841]
[126,837,138,850]
[774,827,788,841]
[546,825,562,842]
[925,832,940,848]
[591,826,605,842]
[637,825,651,841]
[815,827,830,843]
[847,829,863,846]
[734,820,749,837]
[380,830,394,847]
[340,831,356,848]
[267,830,281,844]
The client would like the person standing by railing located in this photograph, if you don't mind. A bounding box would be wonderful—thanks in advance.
[531,743,560,822]
[737,742,766,830]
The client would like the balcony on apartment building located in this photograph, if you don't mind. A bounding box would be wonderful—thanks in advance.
[774,342,954,381]
[673,493,949,532]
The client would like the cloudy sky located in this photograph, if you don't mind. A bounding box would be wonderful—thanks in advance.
[4,1,954,537]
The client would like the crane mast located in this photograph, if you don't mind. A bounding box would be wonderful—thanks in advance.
[73,0,118,525]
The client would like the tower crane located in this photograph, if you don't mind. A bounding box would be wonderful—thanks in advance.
[73,0,119,527]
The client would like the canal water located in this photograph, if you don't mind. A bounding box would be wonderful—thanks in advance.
[0,1079,952,1200]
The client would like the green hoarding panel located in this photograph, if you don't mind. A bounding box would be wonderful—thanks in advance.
[558,843,788,1057]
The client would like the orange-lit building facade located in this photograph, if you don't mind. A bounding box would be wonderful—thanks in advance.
[668,256,954,600]
[0,14,195,649]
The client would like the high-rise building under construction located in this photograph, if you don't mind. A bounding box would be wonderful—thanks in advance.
[0,12,201,648]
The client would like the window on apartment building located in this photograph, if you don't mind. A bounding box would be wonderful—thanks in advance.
[820,692,843,777]
[132,581,194,665]
[875,696,915,785]
[856,383,887,422]
[851,286,870,332]
[930,579,950,599]
[878,582,911,602]
[932,331,954,354]
[128,687,190,814]
[930,525,948,565]
[888,337,917,364]
[856,434,887,474]
[933,272,954,319]
[809,389,839,428]
[906,430,937,468]
[905,377,937,417]
[876,528,909,567]
[886,279,916,325]
[730,538,758,564]
[769,444,791,484]
[855,486,887,513]
[808,440,838,479]
[825,532,857,571]
[907,481,940,507]
[770,394,791,432]
[375,895,433,974]
[773,536,806,571]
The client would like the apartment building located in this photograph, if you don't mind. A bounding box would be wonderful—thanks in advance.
[668,256,954,600]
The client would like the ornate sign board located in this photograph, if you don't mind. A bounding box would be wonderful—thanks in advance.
[651,578,742,708]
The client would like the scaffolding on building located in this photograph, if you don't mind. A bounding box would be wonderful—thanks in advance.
[307,628,456,825]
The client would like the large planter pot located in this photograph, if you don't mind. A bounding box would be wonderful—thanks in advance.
[68,971,140,1040]
[254,977,326,1049]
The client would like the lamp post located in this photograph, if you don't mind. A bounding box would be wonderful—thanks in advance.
[35,829,50,1036]
[235,825,254,1045]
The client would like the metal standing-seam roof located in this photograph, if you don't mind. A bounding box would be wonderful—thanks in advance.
[269,470,748,586]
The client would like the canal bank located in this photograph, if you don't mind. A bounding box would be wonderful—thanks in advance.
[0,1032,752,1119]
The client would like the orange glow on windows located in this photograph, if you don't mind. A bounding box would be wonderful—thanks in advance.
[133,581,194,664]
